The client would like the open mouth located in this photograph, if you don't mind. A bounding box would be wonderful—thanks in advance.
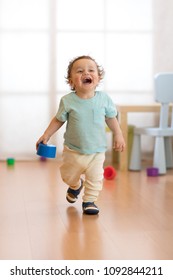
[82,77,92,84]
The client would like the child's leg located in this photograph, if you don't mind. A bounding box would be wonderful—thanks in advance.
[60,146,84,189]
[83,152,105,203]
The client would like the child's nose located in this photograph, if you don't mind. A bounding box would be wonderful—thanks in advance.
[83,69,89,75]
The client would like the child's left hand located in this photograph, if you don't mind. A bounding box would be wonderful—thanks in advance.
[113,134,126,152]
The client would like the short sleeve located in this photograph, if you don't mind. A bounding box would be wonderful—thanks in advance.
[56,98,68,122]
[105,95,118,118]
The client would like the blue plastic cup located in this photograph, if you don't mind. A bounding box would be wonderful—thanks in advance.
[37,143,56,158]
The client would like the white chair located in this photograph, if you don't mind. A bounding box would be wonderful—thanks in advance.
[129,73,173,174]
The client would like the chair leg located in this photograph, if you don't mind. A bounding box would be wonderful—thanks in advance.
[129,134,141,170]
[153,137,166,174]
[165,137,173,168]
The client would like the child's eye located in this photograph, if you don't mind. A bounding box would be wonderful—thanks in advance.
[77,69,83,73]
[89,69,95,72]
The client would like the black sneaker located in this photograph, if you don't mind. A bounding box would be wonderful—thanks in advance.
[82,202,99,215]
[66,179,83,203]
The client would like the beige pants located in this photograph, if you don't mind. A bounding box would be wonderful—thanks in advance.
[60,146,105,202]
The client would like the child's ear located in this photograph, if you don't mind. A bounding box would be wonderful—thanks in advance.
[69,78,74,87]
[69,78,75,90]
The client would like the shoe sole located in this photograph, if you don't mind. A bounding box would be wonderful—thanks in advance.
[66,180,83,203]
[83,206,99,215]
[83,210,99,215]
[66,194,77,203]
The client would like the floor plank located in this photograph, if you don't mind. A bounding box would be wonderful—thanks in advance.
[0,160,173,260]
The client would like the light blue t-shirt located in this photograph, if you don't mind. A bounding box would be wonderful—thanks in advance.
[56,91,117,154]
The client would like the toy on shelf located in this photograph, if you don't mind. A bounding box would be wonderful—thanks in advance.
[104,166,116,180]
[37,143,56,158]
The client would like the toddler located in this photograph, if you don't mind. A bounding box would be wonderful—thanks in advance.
[36,55,125,215]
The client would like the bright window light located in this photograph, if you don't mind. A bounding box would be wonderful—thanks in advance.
[106,34,153,90]
[106,0,152,30]
[56,0,104,30]
[1,33,49,92]
[0,0,153,157]
[1,0,49,29]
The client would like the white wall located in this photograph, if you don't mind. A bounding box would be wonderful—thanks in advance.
[153,0,173,73]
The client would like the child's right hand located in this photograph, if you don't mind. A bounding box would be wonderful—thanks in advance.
[36,117,64,150]
[36,134,50,150]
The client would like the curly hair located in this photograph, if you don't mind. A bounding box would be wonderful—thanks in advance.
[65,55,105,90]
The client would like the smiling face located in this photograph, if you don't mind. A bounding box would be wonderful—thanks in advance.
[69,58,101,97]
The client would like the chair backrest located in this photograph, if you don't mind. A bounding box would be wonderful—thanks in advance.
[154,73,173,128]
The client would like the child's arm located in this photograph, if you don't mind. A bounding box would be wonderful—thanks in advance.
[36,117,64,150]
[105,117,126,152]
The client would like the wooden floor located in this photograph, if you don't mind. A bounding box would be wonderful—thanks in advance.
[0,159,173,260]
